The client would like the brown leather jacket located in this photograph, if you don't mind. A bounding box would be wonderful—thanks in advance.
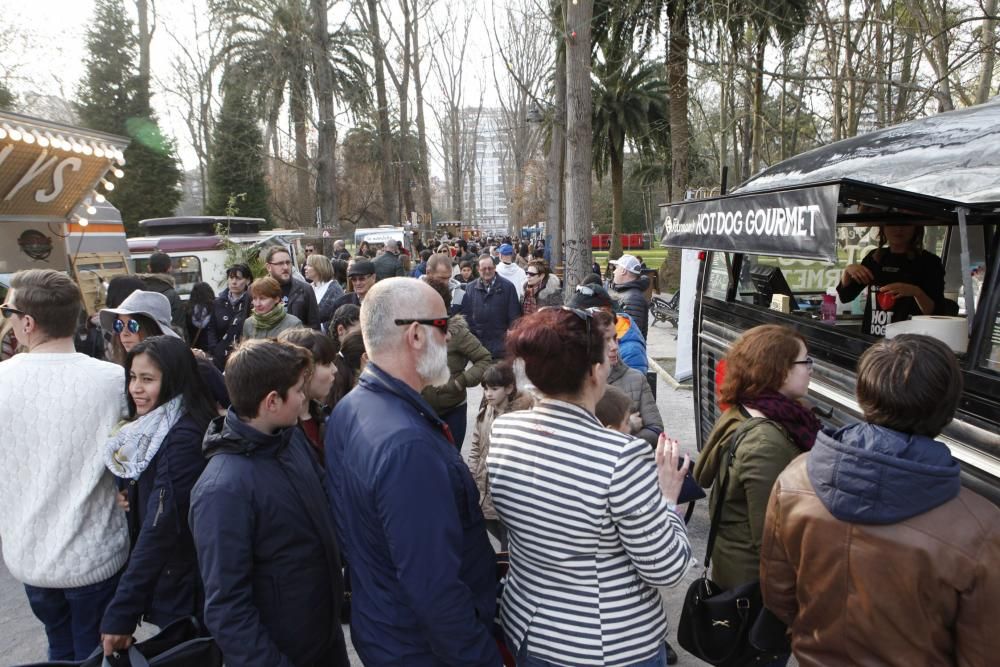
[762,453,1000,667]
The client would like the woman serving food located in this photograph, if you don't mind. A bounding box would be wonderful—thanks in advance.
[836,224,947,337]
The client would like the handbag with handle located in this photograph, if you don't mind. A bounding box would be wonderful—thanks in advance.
[676,417,790,667]
[13,616,222,667]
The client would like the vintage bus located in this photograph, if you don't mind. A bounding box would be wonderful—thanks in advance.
[662,100,1000,503]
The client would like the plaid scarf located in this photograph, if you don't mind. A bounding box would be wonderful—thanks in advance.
[522,283,539,315]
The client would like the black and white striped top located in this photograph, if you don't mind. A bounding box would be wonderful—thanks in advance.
[487,399,691,666]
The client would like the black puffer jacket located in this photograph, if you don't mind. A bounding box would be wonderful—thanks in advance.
[212,289,251,370]
[611,275,650,339]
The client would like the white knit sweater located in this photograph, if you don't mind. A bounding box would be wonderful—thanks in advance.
[0,353,129,588]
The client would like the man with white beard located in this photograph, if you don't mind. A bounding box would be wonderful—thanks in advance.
[324,278,501,667]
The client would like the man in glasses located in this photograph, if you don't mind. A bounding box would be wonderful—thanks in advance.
[0,270,129,660]
[265,245,320,330]
[325,278,500,666]
[460,255,522,360]
[328,258,377,314]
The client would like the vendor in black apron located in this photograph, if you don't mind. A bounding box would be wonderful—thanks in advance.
[836,225,946,337]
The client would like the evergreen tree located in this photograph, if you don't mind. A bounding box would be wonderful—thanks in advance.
[206,71,271,223]
[76,0,182,236]
[0,80,15,111]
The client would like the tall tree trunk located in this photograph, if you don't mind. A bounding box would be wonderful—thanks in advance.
[546,45,566,272]
[290,73,313,228]
[664,0,690,291]
[450,109,462,219]
[750,34,766,174]
[563,0,593,294]
[411,0,433,228]
[366,0,397,225]
[136,0,152,110]
[977,0,998,103]
[609,133,624,259]
[310,0,338,232]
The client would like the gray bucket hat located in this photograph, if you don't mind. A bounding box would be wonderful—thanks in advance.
[99,290,181,339]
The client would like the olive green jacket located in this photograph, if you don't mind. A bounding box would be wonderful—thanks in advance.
[693,406,800,590]
[421,314,492,413]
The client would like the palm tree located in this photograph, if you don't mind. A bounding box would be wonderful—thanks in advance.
[592,32,669,259]
[211,0,368,228]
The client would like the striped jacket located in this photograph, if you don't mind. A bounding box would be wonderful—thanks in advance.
[487,399,691,666]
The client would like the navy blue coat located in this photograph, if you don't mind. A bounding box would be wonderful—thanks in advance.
[101,413,208,635]
[325,363,500,667]
[211,289,251,369]
[459,275,522,358]
[189,411,349,667]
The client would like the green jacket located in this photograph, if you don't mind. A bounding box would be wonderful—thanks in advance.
[693,406,800,590]
[421,314,492,413]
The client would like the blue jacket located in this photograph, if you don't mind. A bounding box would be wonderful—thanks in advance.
[190,411,349,667]
[616,312,647,375]
[460,275,521,358]
[807,422,962,524]
[325,363,500,667]
[101,413,208,635]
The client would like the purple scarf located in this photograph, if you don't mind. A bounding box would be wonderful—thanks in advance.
[742,389,821,452]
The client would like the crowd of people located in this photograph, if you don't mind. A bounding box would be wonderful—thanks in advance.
[0,228,997,667]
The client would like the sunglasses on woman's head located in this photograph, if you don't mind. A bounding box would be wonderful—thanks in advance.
[539,306,594,360]
[113,318,141,334]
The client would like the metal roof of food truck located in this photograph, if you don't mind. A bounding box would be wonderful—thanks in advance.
[735,96,1000,205]
[128,230,303,254]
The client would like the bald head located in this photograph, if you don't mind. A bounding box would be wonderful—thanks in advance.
[361,277,446,358]
[426,253,454,282]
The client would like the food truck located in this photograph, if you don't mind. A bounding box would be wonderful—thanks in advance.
[0,110,130,313]
[128,217,305,296]
[661,99,1000,503]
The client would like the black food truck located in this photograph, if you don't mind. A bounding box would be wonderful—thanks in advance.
[661,98,1000,503]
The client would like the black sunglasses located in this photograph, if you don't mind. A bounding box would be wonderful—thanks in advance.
[395,317,450,333]
[526,270,540,276]
[113,318,142,334]
[1,304,26,318]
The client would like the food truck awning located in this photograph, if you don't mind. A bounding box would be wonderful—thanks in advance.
[735,97,1000,205]
[0,111,128,221]
[660,98,1000,261]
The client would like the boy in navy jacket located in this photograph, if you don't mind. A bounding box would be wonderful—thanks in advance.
[190,339,349,667]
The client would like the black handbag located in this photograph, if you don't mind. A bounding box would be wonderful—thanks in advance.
[676,417,790,666]
[14,617,222,667]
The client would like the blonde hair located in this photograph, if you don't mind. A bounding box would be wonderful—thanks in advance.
[306,254,334,283]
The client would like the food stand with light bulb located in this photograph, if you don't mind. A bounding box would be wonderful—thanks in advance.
[0,110,131,313]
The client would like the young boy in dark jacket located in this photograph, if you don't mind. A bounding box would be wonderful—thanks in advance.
[189,339,349,667]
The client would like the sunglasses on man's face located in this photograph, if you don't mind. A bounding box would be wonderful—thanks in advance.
[113,318,141,334]
[526,270,540,277]
[395,317,450,334]
[1,304,25,319]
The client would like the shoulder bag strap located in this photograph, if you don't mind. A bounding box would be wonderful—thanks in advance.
[701,415,771,570]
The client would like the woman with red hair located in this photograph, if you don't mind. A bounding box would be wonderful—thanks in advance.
[692,324,820,667]
[486,307,692,667]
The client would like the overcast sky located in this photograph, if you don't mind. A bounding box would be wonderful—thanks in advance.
[5,0,510,173]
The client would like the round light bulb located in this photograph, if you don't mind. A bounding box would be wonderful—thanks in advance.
[95,193,106,203]
[87,205,97,214]
[0,127,6,140]
[101,179,115,191]
[113,168,124,178]
[36,133,49,147]
[94,146,105,158]
[10,128,23,141]
[78,217,89,227]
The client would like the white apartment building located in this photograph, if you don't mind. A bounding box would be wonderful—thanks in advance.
[464,108,510,236]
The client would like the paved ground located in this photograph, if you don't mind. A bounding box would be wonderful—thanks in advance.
[0,315,717,666]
